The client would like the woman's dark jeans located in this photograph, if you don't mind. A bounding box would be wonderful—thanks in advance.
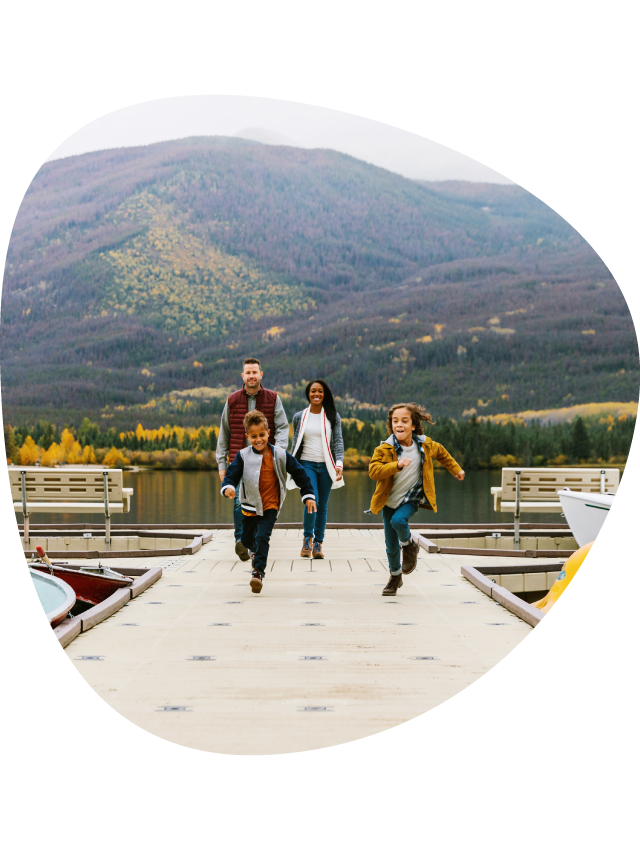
[300,460,333,542]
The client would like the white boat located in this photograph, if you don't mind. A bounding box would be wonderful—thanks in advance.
[29,567,76,627]
[557,489,614,547]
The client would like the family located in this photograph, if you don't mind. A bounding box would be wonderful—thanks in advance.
[217,358,465,596]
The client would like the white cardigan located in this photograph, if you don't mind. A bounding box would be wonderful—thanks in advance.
[286,407,345,490]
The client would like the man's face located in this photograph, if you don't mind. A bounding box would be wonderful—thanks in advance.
[391,408,415,444]
[247,423,270,452]
[242,363,263,391]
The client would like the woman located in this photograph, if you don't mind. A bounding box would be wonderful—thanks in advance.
[288,379,344,559]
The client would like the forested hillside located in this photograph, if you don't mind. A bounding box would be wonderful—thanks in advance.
[2,136,638,431]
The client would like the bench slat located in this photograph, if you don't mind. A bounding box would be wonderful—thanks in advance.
[13,502,128,514]
[492,467,619,513]
[500,467,619,501]
[9,468,132,516]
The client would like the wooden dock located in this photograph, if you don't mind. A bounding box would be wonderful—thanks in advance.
[66,527,561,755]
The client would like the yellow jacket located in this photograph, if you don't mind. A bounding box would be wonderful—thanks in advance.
[368,434,462,514]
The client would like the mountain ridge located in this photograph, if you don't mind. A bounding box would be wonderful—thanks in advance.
[2,136,637,428]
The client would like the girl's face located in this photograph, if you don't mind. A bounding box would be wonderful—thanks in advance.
[391,408,415,443]
[309,383,325,406]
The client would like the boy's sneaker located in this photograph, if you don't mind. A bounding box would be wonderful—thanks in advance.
[401,540,420,574]
[235,540,250,561]
[300,536,313,558]
[250,569,264,594]
[312,541,324,559]
[382,573,403,596]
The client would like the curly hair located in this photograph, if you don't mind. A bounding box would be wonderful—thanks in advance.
[244,409,269,433]
[386,403,434,436]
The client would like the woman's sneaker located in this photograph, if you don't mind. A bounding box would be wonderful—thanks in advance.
[382,573,403,596]
[235,540,251,561]
[300,536,313,558]
[250,569,263,594]
[312,541,324,559]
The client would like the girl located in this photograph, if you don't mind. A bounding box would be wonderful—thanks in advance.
[369,403,465,596]
[288,379,344,558]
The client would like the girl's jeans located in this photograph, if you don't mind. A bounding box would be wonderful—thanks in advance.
[382,502,419,575]
[300,460,333,542]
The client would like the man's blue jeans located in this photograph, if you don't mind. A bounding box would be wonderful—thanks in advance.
[233,490,244,542]
[382,502,419,575]
[300,460,333,543]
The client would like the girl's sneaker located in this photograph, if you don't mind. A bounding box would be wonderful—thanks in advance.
[250,569,263,594]
[312,541,324,559]
[300,536,313,558]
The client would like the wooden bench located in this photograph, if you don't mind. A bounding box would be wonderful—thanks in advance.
[10,467,134,551]
[491,467,619,549]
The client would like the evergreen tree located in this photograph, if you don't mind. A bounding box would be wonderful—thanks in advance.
[196,427,209,451]
[570,416,591,461]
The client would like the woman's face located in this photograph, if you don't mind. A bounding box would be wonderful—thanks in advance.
[309,383,325,406]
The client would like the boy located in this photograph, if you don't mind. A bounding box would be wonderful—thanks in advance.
[222,410,317,593]
[369,403,465,596]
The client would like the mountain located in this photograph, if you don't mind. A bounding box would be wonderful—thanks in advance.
[1,136,637,429]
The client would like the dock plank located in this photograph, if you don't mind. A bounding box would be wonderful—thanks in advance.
[66,526,535,756]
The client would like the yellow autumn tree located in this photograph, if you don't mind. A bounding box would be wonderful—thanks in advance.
[81,445,97,465]
[41,442,66,467]
[103,447,127,468]
[66,440,84,464]
[60,428,75,456]
[19,435,40,465]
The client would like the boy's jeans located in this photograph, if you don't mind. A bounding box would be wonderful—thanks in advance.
[382,502,419,575]
[241,509,278,575]
[300,460,333,543]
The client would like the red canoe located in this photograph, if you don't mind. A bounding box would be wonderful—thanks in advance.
[29,561,133,606]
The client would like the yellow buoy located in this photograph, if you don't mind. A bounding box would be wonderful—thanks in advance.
[533,541,593,614]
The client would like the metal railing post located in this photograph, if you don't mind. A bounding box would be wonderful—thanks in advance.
[513,470,521,551]
[21,470,30,550]
[103,470,111,552]
[600,469,606,494]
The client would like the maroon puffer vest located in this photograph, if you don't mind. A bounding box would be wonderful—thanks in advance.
[227,386,278,463]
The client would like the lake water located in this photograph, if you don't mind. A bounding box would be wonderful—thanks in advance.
[28,469,562,526]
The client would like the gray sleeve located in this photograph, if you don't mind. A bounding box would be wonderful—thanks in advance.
[290,412,301,454]
[215,401,231,470]
[273,396,289,449]
[332,413,344,466]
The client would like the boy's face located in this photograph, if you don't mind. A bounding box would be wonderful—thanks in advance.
[247,423,270,452]
[391,408,415,444]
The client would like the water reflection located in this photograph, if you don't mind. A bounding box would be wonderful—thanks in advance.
[28,469,561,526]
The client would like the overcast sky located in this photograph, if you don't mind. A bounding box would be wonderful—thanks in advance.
[48,95,513,184]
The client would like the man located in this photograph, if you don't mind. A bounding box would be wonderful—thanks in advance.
[216,357,289,559]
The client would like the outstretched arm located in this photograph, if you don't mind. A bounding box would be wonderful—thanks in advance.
[221,452,244,498]
[431,441,463,478]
